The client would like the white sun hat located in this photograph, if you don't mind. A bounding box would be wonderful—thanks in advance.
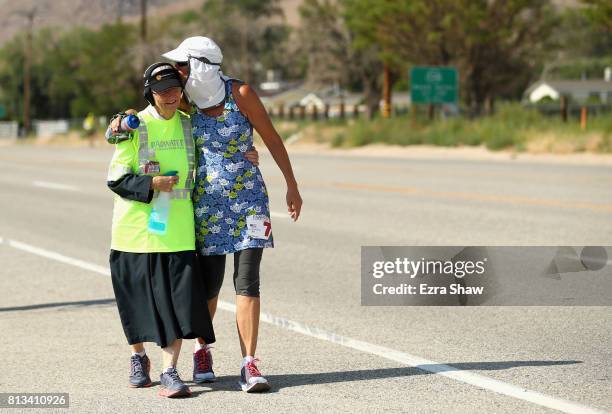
[162,36,223,64]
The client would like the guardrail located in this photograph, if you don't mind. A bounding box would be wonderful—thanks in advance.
[33,120,70,138]
[0,121,18,139]
[266,104,410,121]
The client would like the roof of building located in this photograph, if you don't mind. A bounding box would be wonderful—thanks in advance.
[261,84,364,107]
[261,84,410,107]
[525,80,612,96]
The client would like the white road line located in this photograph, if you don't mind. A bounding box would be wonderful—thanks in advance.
[217,303,606,414]
[7,239,110,276]
[1,237,607,414]
[32,181,79,192]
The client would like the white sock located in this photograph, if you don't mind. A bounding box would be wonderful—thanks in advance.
[164,366,175,373]
[132,350,146,357]
[194,341,205,352]
[242,355,254,368]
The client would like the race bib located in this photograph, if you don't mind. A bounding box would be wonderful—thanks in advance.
[142,160,160,175]
[246,215,272,240]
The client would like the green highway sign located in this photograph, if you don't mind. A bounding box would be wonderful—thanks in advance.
[410,67,458,104]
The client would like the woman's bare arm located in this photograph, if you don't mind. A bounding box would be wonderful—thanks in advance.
[234,82,302,221]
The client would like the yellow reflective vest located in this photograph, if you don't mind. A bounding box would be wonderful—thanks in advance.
[108,108,196,253]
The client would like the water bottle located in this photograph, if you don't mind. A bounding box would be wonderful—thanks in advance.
[120,114,140,131]
[148,171,178,235]
[105,114,140,144]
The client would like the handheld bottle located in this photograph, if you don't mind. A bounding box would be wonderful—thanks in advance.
[148,171,178,235]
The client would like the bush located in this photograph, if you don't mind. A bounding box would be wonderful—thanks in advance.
[339,103,542,150]
[293,103,612,153]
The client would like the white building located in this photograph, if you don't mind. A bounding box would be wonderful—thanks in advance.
[524,79,612,104]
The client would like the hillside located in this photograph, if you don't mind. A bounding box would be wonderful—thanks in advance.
[0,0,302,46]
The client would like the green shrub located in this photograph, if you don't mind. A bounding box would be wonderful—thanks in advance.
[291,103,612,153]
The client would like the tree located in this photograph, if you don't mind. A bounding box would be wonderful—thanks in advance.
[298,0,352,87]
[543,8,612,80]
[344,0,558,115]
[0,28,57,121]
[299,0,384,117]
[581,0,612,34]
[0,34,28,122]
[454,1,557,113]
[198,0,288,84]
[0,23,140,120]
[64,24,140,117]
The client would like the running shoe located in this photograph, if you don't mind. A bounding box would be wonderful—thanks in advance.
[239,359,271,393]
[159,368,191,398]
[193,346,216,383]
[129,354,152,388]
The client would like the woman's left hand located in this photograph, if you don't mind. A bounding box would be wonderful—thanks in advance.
[286,186,302,221]
[244,146,259,166]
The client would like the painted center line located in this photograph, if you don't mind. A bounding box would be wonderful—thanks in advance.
[32,181,79,192]
[0,237,606,414]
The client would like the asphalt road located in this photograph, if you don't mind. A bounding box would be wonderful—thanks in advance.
[0,144,610,413]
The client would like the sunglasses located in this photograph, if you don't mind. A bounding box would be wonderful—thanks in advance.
[175,56,221,68]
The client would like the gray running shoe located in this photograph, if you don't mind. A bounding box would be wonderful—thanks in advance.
[193,346,216,383]
[129,354,152,388]
[239,359,271,393]
[158,368,191,398]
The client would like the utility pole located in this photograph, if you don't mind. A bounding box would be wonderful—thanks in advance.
[117,0,123,24]
[140,0,147,42]
[240,17,249,84]
[382,63,392,119]
[19,8,36,136]
[137,0,147,107]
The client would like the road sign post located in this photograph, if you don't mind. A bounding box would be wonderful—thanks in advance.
[410,67,458,120]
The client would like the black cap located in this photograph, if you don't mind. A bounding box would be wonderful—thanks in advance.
[143,62,182,92]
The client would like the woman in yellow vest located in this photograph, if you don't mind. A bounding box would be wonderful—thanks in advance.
[107,63,214,398]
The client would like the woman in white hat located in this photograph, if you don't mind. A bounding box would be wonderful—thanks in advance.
[163,36,302,393]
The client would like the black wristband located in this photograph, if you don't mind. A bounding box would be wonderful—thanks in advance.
[110,112,127,122]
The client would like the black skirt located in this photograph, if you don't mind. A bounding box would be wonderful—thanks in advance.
[110,250,215,348]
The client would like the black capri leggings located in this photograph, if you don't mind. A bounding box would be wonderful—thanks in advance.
[197,248,263,299]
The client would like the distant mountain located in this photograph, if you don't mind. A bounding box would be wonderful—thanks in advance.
[0,0,575,48]
[0,0,302,46]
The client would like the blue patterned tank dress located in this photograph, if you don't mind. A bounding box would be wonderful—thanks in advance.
[191,79,274,255]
